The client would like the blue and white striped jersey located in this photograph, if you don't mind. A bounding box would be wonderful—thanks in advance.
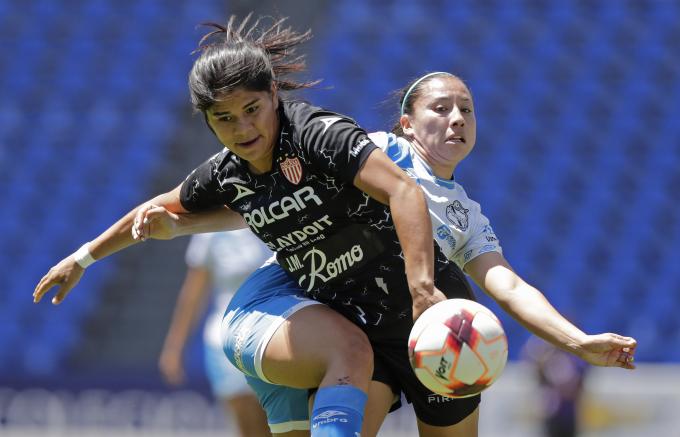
[369,132,502,269]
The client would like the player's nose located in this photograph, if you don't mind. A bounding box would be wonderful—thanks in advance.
[450,107,465,126]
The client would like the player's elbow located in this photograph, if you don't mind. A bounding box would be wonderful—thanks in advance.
[390,175,425,206]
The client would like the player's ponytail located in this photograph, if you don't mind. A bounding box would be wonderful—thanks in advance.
[189,14,320,112]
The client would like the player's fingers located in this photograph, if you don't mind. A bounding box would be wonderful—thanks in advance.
[145,206,179,223]
[33,275,49,299]
[608,333,637,348]
[34,275,60,303]
[52,284,73,305]
[613,347,636,369]
[139,204,163,240]
[132,204,155,240]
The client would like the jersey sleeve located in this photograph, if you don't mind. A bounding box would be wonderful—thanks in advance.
[296,106,378,182]
[179,152,228,212]
[451,214,503,269]
[184,233,214,268]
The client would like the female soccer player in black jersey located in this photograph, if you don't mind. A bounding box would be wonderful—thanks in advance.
[34,17,637,437]
[34,15,458,437]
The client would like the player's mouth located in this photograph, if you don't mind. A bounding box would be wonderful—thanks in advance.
[446,134,466,143]
[236,136,261,148]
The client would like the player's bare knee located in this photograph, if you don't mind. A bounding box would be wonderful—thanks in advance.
[330,327,373,378]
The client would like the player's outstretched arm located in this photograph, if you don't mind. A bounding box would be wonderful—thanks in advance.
[465,251,637,369]
[33,184,247,305]
[159,266,211,386]
[354,149,446,320]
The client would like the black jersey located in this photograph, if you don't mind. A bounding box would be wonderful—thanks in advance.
[180,100,453,332]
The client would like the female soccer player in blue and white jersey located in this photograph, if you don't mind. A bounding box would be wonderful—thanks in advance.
[361,71,639,433]
[159,230,273,437]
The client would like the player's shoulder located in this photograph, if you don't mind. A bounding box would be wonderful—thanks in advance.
[282,99,358,134]
[368,131,414,169]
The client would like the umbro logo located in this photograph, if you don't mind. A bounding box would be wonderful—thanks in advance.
[232,184,255,202]
[319,116,342,134]
[313,410,348,420]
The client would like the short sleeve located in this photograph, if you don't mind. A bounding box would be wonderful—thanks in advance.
[185,233,214,268]
[452,217,503,269]
[179,152,228,212]
[298,109,378,183]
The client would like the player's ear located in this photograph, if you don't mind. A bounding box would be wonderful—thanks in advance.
[400,114,414,138]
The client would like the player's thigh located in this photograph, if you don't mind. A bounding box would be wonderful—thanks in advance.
[262,303,373,388]
[361,380,395,437]
[416,406,479,437]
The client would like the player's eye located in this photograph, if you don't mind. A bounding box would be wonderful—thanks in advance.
[245,105,259,114]
[461,107,472,114]
[434,105,449,113]
[217,115,233,122]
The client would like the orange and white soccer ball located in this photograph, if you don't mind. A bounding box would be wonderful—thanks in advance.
[408,299,508,398]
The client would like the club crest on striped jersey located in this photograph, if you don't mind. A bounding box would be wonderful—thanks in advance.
[279,154,303,185]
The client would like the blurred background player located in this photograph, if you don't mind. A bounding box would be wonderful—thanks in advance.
[159,230,272,437]
[523,335,588,437]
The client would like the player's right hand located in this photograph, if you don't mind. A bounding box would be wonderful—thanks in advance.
[411,286,447,321]
[159,347,185,386]
[33,255,84,305]
[132,203,180,241]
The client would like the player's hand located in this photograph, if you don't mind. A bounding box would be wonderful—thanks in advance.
[159,347,185,386]
[33,255,85,305]
[132,203,180,241]
[412,286,447,321]
[578,333,637,369]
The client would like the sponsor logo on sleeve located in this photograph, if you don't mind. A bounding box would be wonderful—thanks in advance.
[479,244,498,254]
[350,137,372,157]
[482,224,498,242]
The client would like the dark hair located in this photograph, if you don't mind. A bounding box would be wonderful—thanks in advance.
[189,14,319,112]
[390,72,465,136]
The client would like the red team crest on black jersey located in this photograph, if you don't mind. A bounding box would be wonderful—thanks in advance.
[280,155,303,184]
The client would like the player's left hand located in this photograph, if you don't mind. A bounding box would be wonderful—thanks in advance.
[132,203,180,241]
[578,333,637,369]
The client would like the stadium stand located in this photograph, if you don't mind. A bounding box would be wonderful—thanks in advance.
[2,0,679,388]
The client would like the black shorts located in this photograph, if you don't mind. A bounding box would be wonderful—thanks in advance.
[372,337,481,426]
[369,261,480,426]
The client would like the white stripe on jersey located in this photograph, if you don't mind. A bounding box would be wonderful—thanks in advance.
[369,132,502,269]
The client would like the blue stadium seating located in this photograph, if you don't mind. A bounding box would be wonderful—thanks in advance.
[2,0,679,382]
[0,0,224,376]
[312,0,680,362]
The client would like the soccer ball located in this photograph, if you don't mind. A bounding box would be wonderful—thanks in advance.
[408,299,508,398]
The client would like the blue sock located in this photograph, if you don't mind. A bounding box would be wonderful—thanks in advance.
[311,385,368,437]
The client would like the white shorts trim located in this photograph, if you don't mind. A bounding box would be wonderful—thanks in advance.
[254,300,323,383]
[269,419,310,433]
